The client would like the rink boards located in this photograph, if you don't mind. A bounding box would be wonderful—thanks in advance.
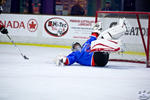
[0,14,148,62]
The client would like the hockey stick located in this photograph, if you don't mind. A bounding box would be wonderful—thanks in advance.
[6,34,29,60]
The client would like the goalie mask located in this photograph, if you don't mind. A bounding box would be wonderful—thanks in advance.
[71,42,82,52]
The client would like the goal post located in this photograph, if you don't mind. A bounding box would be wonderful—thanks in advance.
[95,11,150,68]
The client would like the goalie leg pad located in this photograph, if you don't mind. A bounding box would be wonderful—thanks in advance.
[91,39,121,52]
[99,18,127,40]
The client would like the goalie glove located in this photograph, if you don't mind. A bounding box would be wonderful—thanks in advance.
[91,22,102,38]
[56,56,67,66]
[93,22,102,31]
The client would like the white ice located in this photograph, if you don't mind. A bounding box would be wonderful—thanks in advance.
[0,44,150,100]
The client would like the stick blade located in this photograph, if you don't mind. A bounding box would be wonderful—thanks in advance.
[23,55,29,60]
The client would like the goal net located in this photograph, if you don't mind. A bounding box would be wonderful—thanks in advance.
[95,11,150,68]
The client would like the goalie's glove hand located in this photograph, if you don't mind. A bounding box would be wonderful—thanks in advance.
[91,22,102,38]
[93,22,102,31]
[56,56,67,66]
[0,25,8,34]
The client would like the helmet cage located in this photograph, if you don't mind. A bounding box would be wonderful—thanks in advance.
[71,42,82,52]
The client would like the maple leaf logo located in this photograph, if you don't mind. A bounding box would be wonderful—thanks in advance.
[27,19,38,32]
[29,21,36,29]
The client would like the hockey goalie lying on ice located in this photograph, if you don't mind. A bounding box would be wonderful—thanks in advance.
[56,18,128,67]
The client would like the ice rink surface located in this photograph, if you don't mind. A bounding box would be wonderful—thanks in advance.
[0,44,150,100]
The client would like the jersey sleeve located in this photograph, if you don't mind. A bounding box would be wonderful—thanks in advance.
[82,36,97,51]
[65,36,97,66]
[65,51,81,65]
[86,36,97,44]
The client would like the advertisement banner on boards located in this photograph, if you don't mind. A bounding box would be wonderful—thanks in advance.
[0,14,148,45]
[0,14,40,37]
[43,15,95,39]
